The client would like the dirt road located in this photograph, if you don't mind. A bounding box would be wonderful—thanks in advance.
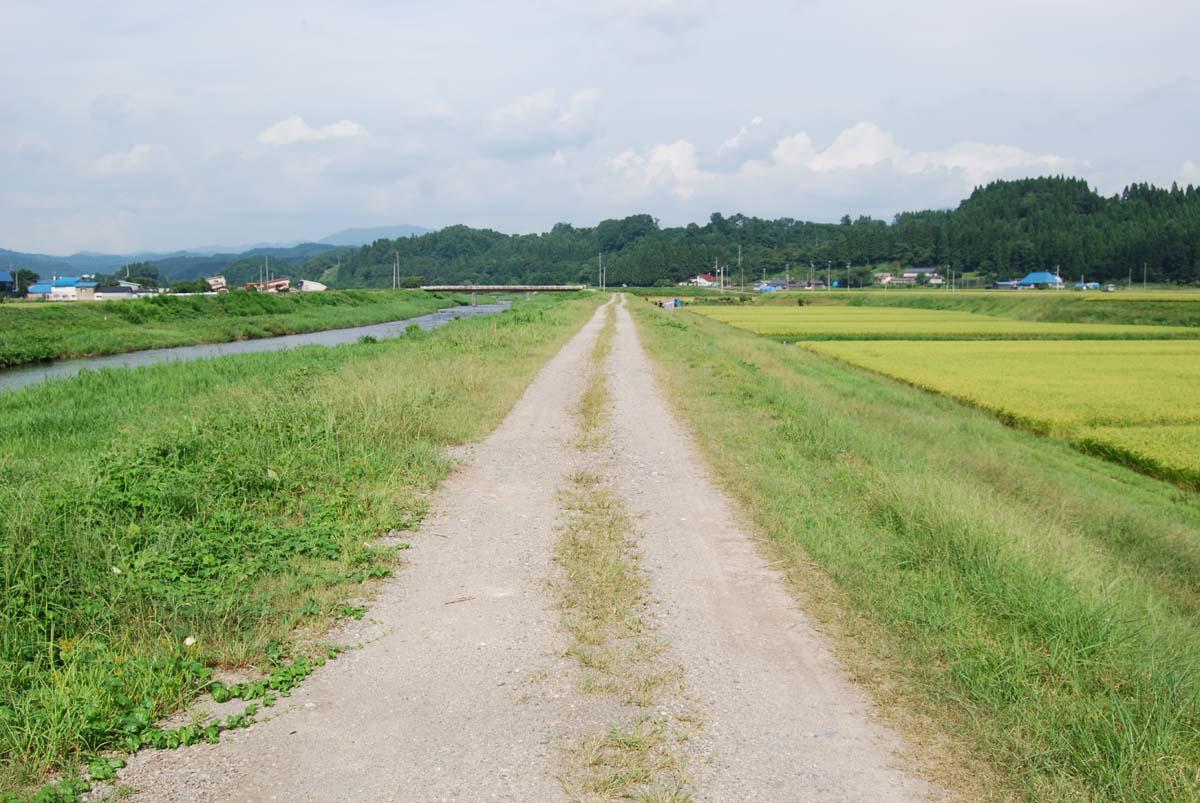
[111,297,937,801]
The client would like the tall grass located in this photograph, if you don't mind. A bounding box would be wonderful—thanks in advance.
[632,301,1200,800]
[0,293,597,793]
[0,290,458,367]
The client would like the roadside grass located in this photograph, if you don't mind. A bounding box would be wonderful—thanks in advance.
[0,292,598,796]
[631,300,1200,801]
[0,290,456,367]
[555,302,690,802]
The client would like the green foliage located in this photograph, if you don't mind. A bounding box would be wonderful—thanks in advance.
[0,290,453,367]
[289,178,1200,289]
[0,293,599,795]
[636,303,1200,800]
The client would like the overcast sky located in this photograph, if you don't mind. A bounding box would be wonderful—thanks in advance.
[4,0,1199,253]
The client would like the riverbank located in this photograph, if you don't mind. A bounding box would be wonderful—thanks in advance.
[0,293,599,796]
[0,290,461,368]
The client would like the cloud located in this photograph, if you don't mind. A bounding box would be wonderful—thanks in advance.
[257,115,367,146]
[765,122,1078,184]
[610,122,1084,217]
[610,140,708,197]
[1183,160,1200,181]
[717,116,764,155]
[485,89,601,158]
[94,143,166,175]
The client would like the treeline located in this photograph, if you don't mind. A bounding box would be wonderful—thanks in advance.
[290,177,1200,287]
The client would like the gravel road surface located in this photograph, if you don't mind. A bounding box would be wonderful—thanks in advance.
[105,296,938,801]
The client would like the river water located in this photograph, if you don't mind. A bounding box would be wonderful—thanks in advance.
[0,302,510,394]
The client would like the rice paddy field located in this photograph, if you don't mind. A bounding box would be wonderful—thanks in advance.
[688,298,1200,487]
[804,340,1200,485]
[690,304,1200,340]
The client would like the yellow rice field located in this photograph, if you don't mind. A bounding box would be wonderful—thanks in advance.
[803,340,1200,482]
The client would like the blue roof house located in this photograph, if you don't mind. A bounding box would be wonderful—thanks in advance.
[0,270,13,297]
[1018,271,1064,288]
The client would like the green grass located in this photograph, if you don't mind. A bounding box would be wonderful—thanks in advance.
[842,290,1200,327]
[0,292,598,795]
[745,289,1200,327]
[632,300,1200,800]
[690,304,1200,340]
[0,290,459,368]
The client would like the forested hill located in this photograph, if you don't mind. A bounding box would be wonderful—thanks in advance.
[296,176,1200,287]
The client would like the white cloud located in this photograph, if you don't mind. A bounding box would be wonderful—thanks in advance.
[717,116,764,154]
[94,143,165,175]
[1183,160,1200,181]
[257,115,367,146]
[768,122,1078,184]
[486,89,601,158]
[610,140,708,197]
[612,122,1083,211]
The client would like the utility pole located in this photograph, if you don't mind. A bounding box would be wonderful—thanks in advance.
[392,251,399,289]
[846,261,851,291]
[1143,262,1147,291]
[737,244,742,291]
[826,261,831,291]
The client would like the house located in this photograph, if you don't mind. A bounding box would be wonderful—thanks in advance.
[683,273,717,288]
[26,282,52,300]
[47,277,96,301]
[95,285,137,300]
[297,279,327,292]
[204,276,227,292]
[0,270,14,297]
[1018,271,1064,289]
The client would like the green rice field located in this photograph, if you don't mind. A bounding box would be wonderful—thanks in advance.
[691,305,1200,340]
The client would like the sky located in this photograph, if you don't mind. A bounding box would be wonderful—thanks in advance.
[3,0,1199,254]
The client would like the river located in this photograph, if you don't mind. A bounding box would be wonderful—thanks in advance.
[0,302,510,393]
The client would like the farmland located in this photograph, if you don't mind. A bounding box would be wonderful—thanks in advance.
[0,293,597,795]
[633,300,1200,800]
[690,304,1200,340]
[805,340,1200,485]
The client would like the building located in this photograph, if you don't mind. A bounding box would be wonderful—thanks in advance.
[1018,271,1064,289]
[0,270,14,297]
[297,279,327,292]
[47,277,98,301]
[243,278,292,293]
[204,276,227,292]
[94,285,138,300]
[26,282,52,300]
[683,273,717,287]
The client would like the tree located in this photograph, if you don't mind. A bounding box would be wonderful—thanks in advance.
[15,269,39,293]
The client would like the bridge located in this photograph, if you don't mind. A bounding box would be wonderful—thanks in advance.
[420,285,588,305]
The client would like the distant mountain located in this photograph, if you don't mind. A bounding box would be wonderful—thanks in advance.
[318,225,432,247]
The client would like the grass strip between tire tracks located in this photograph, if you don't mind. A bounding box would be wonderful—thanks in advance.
[555,300,692,802]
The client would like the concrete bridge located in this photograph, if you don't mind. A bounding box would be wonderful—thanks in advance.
[420,285,588,305]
